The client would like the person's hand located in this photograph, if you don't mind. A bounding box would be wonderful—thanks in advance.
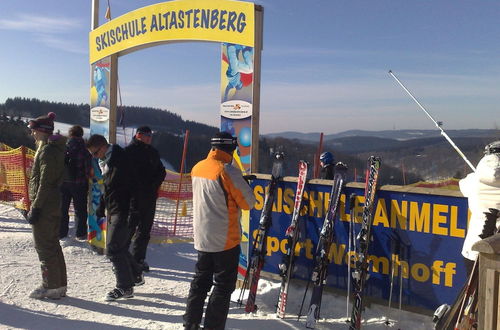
[27,208,41,224]
[95,205,105,219]
[243,175,256,184]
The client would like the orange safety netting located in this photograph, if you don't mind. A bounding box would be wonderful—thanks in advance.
[152,170,193,241]
[0,145,34,210]
[0,142,193,240]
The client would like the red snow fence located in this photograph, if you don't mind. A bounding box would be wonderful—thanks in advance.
[0,142,193,240]
[152,169,194,242]
[0,144,34,211]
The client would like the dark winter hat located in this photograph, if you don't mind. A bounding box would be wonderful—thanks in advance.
[485,140,500,155]
[320,151,334,165]
[211,131,238,154]
[28,112,56,134]
[68,125,84,138]
[136,126,152,135]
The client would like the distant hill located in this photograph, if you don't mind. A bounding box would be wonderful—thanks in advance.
[265,129,499,142]
[3,97,499,182]
[0,97,218,171]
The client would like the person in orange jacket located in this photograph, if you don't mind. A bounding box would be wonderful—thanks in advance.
[183,131,256,330]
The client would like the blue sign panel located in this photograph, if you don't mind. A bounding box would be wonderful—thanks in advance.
[249,179,468,311]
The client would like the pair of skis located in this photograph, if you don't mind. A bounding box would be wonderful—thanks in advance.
[297,162,348,328]
[241,157,310,315]
[239,152,284,313]
[349,156,382,330]
[276,160,309,318]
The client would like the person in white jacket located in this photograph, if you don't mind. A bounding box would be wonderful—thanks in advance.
[459,140,500,273]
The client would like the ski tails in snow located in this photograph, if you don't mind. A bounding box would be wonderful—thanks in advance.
[303,162,348,328]
[349,156,381,330]
[239,152,284,313]
[276,160,309,318]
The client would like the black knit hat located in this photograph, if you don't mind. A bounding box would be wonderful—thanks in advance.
[28,112,56,134]
[211,131,238,154]
[136,126,152,134]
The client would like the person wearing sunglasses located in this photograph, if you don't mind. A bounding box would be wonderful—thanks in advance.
[86,134,144,301]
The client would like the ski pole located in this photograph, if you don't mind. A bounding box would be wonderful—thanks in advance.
[298,273,312,321]
[397,242,405,330]
[388,70,476,172]
[384,237,397,326]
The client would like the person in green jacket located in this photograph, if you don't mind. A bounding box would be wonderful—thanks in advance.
[27,112,68,299]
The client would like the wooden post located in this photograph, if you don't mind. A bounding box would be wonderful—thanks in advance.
[108,54,118,144]
[250,5,263,173]
[91,0,99,29]
[472,233,500,329]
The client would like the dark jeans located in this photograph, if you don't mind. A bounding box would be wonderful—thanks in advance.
[106,212,142,289]
[32,207,67,289]
[184,245,240,330]
[60,182,89,238]
[128,196,157,263]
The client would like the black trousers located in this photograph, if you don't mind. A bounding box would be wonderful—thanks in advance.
[184,245,240,330]
[60,182,89,238]
[128,196,157,263]
[106,212,141,289]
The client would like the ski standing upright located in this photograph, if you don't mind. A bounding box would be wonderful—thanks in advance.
[276,160,309,318]
[300,162,348,328]
[349,156,381,330]
[239,152,284,313]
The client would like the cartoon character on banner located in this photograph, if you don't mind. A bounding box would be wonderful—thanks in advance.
[223,43,253,102]
[93,65,110,106]
[87,159,105,244]
[221,118,236,136]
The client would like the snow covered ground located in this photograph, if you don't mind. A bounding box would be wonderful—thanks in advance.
[0,203,434,329]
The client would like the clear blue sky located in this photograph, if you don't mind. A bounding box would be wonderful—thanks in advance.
[1,0,499,134]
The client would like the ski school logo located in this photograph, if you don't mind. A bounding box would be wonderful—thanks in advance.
[220,100,252,119]
[90,107,110,122]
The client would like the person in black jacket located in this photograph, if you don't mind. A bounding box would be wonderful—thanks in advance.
[60,125,92,240]
[86,134,143,301]
[125,126,166,272]
[319,151,335,180]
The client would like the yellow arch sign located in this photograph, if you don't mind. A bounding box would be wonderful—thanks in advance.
[89,0,255,63]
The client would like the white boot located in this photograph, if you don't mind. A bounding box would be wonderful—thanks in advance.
[57,286,67,297]
[29,286,62,300]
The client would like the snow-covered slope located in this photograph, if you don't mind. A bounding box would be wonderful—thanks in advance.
[0,204,434,329]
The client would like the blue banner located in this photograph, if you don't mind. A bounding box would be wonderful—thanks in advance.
[249,179,468,311]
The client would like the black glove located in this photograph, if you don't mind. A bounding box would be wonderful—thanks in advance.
[19,209,28,220]
[27,207,41,225]
[95,203,106,219]
[243,174,256,184]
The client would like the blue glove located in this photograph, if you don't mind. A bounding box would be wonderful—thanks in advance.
[27,208,41,224]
